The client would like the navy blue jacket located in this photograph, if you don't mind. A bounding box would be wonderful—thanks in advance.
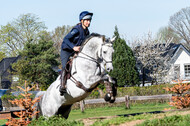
[61,23,89,51]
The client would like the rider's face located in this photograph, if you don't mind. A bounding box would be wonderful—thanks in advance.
[82,19,91,29]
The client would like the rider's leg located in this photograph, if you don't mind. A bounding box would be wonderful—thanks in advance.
[60,49,73,70]
[60,49,73,94]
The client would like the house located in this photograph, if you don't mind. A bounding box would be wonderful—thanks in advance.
[0,56,20,89]
[165,44,190,83]
[136,43,190,85]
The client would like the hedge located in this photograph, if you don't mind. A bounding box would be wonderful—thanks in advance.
[89,84,173,98]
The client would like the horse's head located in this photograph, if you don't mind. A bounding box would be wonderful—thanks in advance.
[98,36,118,103]
[99,36,116,72]
[77,34,117,102]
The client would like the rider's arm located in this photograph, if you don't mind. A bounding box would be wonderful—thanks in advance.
[64,29,79,50]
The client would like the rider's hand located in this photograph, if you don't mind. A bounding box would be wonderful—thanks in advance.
[73,46,80,52]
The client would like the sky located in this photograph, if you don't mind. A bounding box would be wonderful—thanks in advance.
[0,0,189,40]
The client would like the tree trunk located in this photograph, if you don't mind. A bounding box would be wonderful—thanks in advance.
[142,67,145,86]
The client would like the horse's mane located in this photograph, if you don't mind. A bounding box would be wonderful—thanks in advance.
[80,33,104,48]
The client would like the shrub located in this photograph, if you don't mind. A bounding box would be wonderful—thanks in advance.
[1,93,16,100]
[6,81,41,126]
[116,84,171,97]
[89,89,100,98]
[164,80,190,109]
[138,114,190,126]
[87,84,172,99]
[29,116,84,126]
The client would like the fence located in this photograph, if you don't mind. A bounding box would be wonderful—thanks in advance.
[79,94,172,112]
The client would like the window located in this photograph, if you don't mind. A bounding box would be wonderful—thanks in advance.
[174,64,180,79]
[184,64,190,77]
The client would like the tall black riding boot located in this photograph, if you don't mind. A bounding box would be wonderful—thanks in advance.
[59,70,67,95]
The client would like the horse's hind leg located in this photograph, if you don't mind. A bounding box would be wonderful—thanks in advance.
[32,102,41,120]
[57,105,72,119]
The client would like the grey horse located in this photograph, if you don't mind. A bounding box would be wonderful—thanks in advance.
[34,33,116,119]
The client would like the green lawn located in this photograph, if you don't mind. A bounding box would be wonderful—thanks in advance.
[0,103,171,126]
[68,103,171,120]
[0,119,7,125]
[137,114,190,126]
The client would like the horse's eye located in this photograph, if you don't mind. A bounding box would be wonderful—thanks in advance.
[103,51,106,54]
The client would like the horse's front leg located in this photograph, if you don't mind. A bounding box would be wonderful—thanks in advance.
[101,74,117,103]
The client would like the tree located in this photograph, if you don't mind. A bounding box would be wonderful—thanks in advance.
[0,51,6,61]
[133,32,173,85]
[51,25,72,54]
[110,26,139,87]
[156,26,181,44]
[169,7,190,50]
[12,35,59,90]
[0,13,46,56]
[0,40,7,61]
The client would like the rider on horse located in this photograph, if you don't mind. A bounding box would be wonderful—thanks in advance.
[60,11,93,95]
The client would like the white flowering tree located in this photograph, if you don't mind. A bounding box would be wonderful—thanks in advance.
[133,33,173,85]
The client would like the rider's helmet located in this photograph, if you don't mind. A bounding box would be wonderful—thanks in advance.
[79,11,93,21]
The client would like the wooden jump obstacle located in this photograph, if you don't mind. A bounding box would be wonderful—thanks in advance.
[79,94,172,111]
[0,107,25,119]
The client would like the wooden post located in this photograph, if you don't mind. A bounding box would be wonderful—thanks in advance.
[80,100,85,112]
[125,95,130,109]
[169,94,173,103]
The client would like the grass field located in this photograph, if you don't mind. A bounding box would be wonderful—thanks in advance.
[0,119,7,126]
[0,102,172,126]
[68,103,171,120]
[137,114,190,126]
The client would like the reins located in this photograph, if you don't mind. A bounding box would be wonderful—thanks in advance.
[78,52,100,64]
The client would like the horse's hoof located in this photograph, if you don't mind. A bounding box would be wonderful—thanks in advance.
[109,97,115,103]
[104,93,111,101]
[109,99,115,103]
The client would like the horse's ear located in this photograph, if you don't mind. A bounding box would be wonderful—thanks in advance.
[111,36,116,43]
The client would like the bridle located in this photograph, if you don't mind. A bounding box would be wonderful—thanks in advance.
[77,43,113,71]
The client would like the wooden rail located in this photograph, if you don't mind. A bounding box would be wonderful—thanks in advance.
[124,94,172,109]
[0,107,25,119]
[83,94,172,104]
[80,94,172,111]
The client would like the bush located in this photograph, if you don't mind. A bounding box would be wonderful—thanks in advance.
[89,89,100,98]
[1,92,36,107]
[29,116,83,126]
[1,93,16,100]
[87,84,172,99]
[116,84,172,97]
[1,92,35,100]
[138,114,190,126]
[164,80,190,109]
